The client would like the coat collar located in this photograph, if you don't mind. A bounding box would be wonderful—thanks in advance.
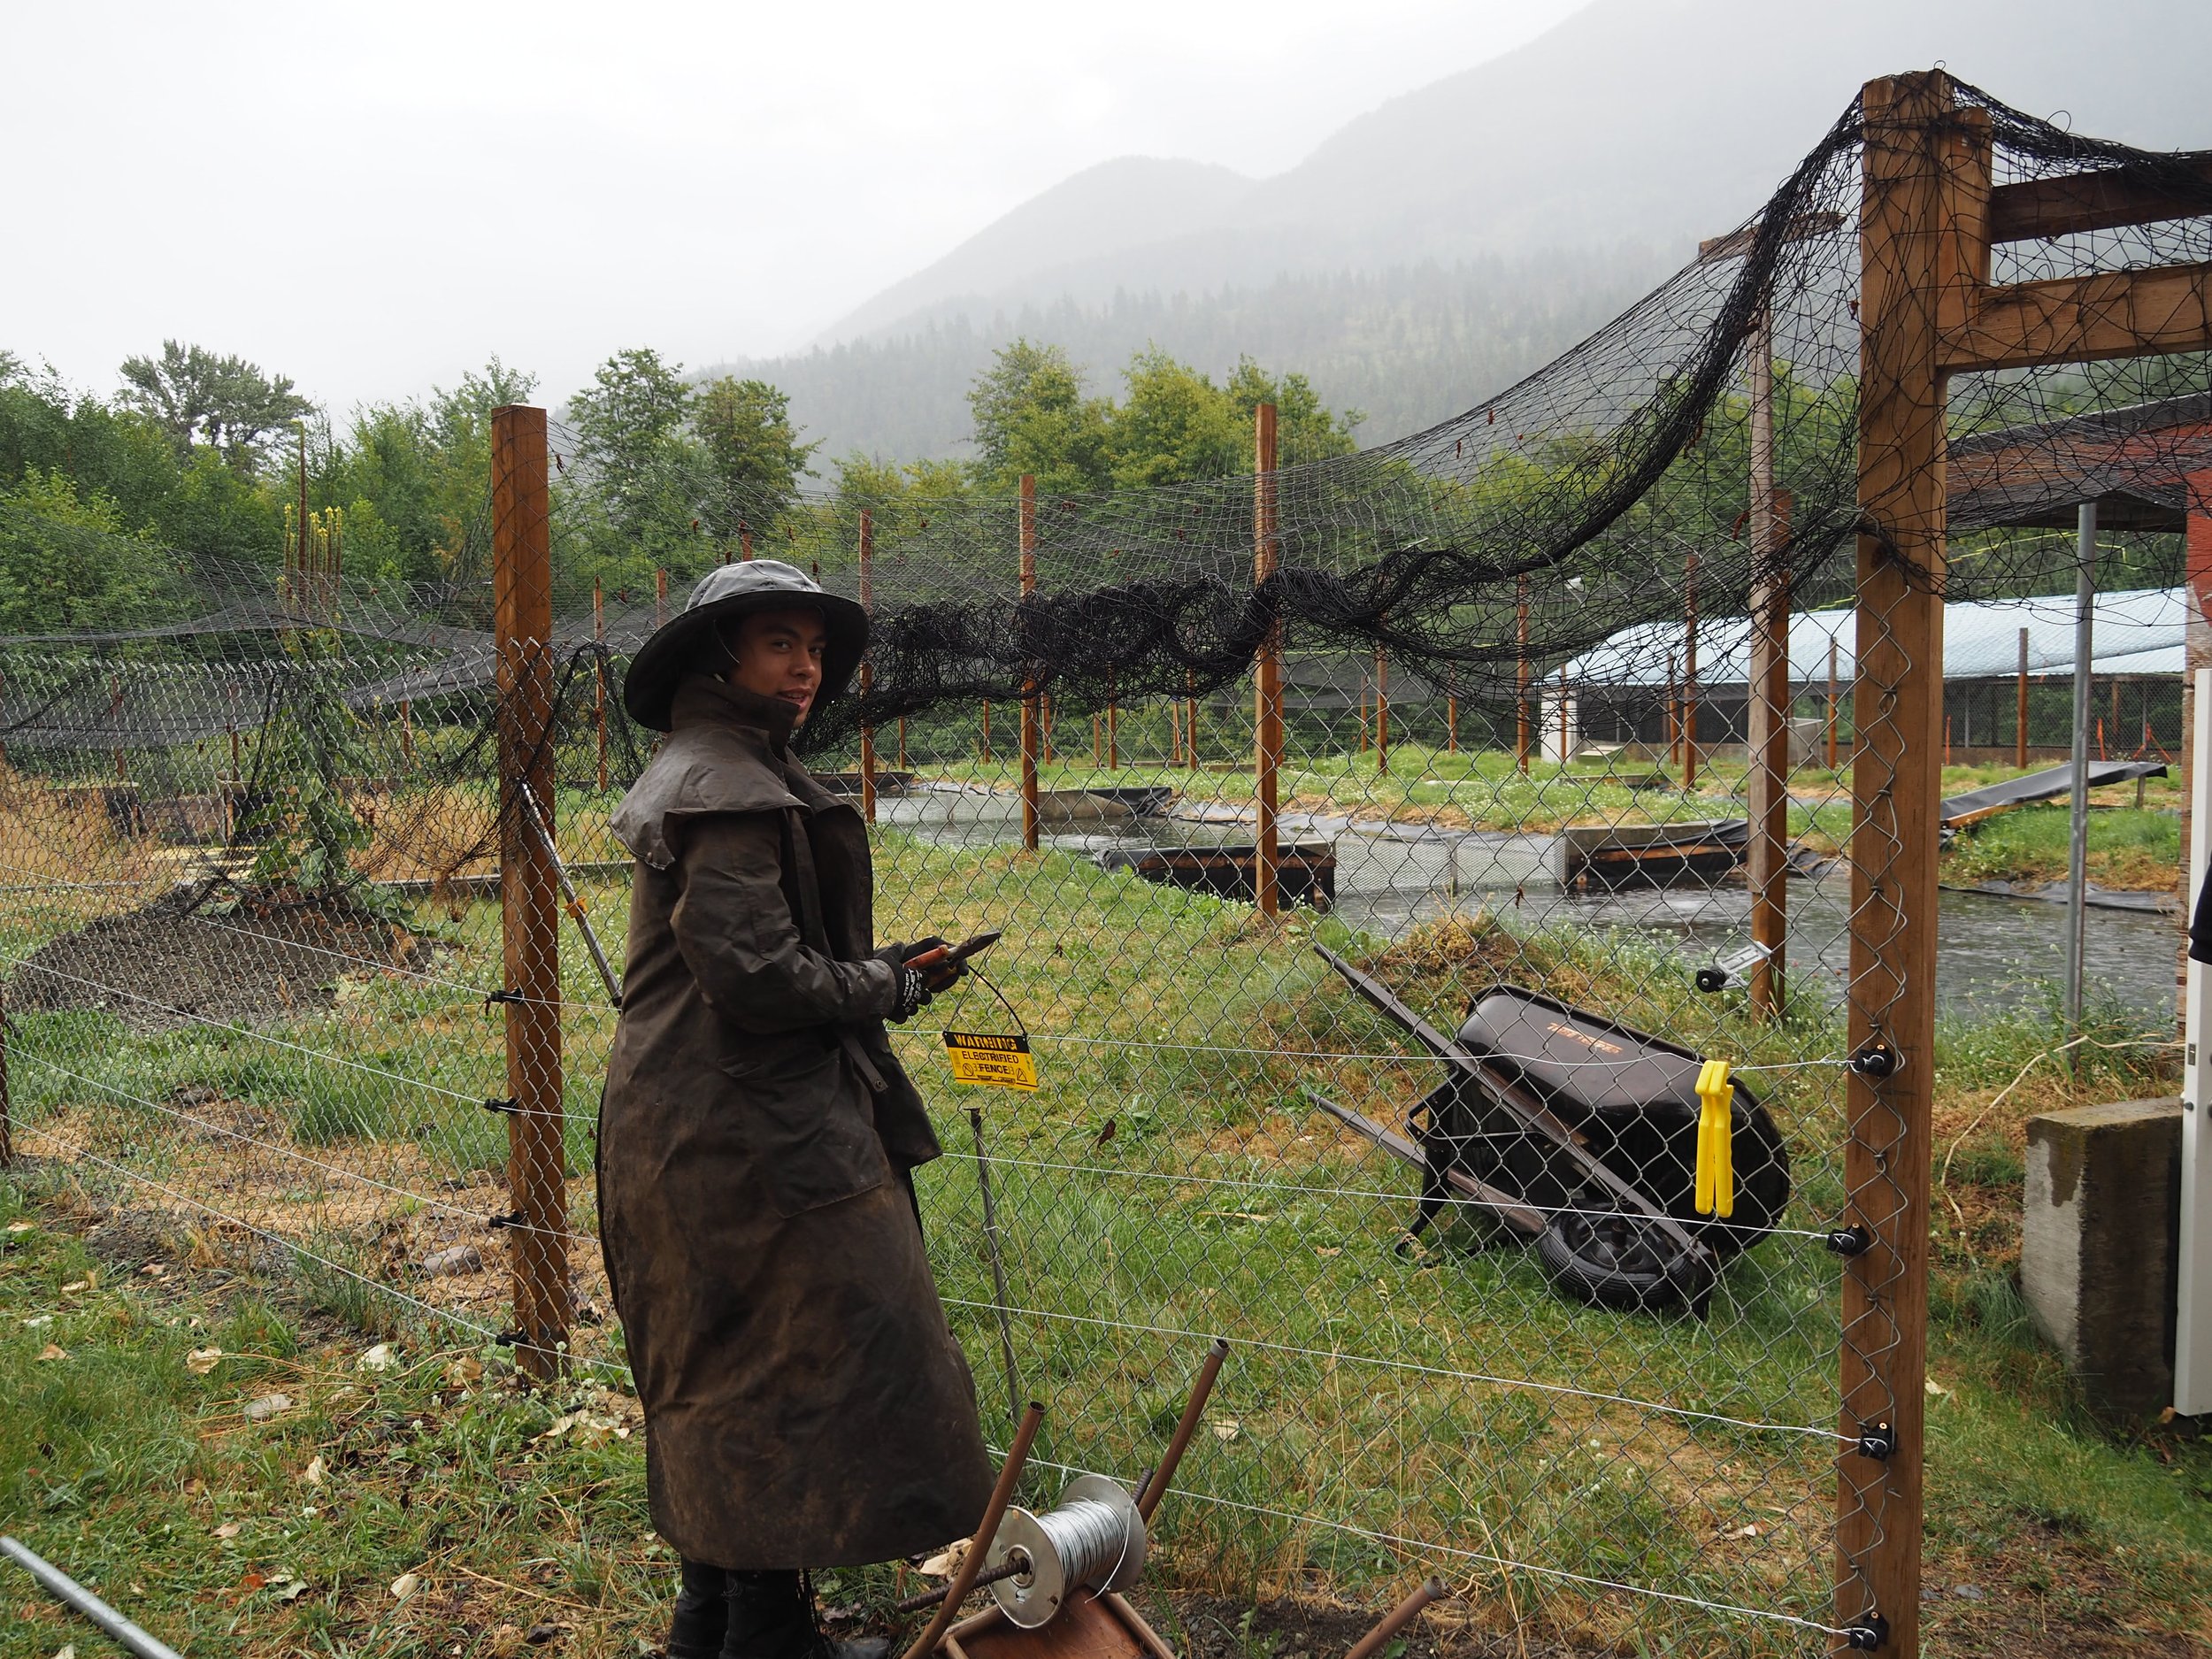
[611,675,842,870]
[669,673,803,749]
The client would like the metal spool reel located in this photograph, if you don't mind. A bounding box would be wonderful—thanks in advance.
[984,1474,1148,1629]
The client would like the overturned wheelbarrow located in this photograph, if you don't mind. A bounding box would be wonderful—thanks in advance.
[1306,945,1790,1314]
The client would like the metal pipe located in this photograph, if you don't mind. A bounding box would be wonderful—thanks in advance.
[1343,1577,1450,1659]
[3,1536,187,1659]
[892,1555,1028,1615]
[899,1402,1044,1659]
[969,1106,1024,1428]
[1134,1336,1229,1523]
[1253,405,1282,916]
[859,508,877,826]
[2066,501,2096,1054]
[518,780,623,1009]
[1019,476,1040,852]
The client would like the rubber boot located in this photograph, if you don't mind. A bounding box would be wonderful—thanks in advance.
[665,1560,731,1659]
[721,1571,889,1659]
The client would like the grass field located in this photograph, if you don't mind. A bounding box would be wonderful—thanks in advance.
[0,726,2202,1658]
[1945,802,2184,893]
[0,815,2208,1657]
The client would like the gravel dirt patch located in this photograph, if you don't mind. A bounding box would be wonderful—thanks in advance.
[10,885,442,1032]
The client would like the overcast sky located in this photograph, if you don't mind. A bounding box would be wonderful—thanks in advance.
[3,0,1586,417]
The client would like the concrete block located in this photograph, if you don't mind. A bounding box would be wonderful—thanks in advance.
[2022,1097,2181,1418]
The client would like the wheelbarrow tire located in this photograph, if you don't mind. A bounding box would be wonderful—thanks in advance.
[1535,1209,1713,1313]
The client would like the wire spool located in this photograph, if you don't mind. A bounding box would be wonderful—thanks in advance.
[985,1473,1148,1629]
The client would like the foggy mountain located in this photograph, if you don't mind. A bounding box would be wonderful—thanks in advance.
[721,0,2212,465]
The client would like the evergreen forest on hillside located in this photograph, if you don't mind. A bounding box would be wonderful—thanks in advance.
[715,250,1676,462]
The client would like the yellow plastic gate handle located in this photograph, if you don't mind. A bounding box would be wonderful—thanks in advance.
[1694,1057,1735,1219]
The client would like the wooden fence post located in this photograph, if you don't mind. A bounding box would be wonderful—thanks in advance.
[1743,484,1796,1013]
[0,981,12,1171]
[1254,404,1283,918]
[1838,70,1962,1653]
[1681,550,1701,788]
[593,578,608,794]
[1374,638,1390,777]
[491,403,572,1382]
[858,509,877,825]
[1747,285,1793,1019]
[1018,476,1041,851]
[1515,574,1532,773]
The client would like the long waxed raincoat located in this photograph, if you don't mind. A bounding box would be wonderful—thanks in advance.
[599,674,995,1570]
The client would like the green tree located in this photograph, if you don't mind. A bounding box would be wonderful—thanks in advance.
[117,341,314,474]
[153,448,283,562]
[693,376,818,548]
[327,358,537,590]
[567,347,706,578]
[1105,348,1247,488]
[1225,357,1363,465]
[966,341,1113,495]
[824,453,974,570]
[0,356,184,534]
[0,470,183,631]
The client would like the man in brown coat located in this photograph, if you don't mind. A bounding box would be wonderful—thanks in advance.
[601,560,995,1659]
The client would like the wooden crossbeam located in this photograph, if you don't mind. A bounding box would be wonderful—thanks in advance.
[1940,259,2212,373]
[1989,157,2212,242]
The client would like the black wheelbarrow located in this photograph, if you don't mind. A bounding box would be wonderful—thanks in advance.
[1306,945,1791,1314]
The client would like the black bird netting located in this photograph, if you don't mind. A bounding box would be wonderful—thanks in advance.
[3,70,2208,1655]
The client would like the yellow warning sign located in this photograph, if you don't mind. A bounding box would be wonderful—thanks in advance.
[942,1031,1039,1091]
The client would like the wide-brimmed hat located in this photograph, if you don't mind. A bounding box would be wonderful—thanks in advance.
[622,559,868,732]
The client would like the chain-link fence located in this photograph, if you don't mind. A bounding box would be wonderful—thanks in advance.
[0,615,1870,1654]
[4,66,2210,1658]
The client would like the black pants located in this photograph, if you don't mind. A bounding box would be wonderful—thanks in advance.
[670,1563,809,1659]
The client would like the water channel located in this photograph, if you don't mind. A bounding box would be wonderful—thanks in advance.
[876,783,2180,1025]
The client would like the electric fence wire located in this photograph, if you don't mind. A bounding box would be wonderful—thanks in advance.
[12,1052,600,1251]
[939,1297,1850,1444]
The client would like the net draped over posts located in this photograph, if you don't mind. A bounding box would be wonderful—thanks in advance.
[0,72,2208,1657]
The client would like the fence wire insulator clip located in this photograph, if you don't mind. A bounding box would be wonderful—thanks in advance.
[1695,941,1771,995]
[493,1329,525,1348]
[481,1096,519,1116]
[1844,1612,1889,1651]
[1824,1223,1873,1257]
[484,988,523,1009]
[1848,1040,1900,1080]
[488,1211,524,1231]
[1853,1421,1896,1462]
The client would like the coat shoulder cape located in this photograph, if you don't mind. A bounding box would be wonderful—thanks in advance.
[611,718,804,872]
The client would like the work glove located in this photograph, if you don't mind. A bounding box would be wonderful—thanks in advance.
[887,962,933,1025]
[877,941,938,1025]
[902,934,969,994]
